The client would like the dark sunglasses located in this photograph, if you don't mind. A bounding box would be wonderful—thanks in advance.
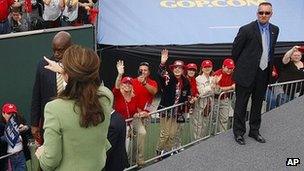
[258,11,271,15]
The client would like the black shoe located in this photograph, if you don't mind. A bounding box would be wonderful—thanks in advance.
[234,135,245,145]
[155,150,162,162]
[248,133,266,143]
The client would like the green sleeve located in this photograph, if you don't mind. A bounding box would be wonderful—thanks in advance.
[39,102,62,171]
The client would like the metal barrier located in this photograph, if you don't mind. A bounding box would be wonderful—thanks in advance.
[124,95,215,170]
[124,79,304,170]
[189,94,215,141]
[265,79,304,112]
[0,152,16,160]
[1,80,302,170]
[214,90,235,135]
[125,103,189,170]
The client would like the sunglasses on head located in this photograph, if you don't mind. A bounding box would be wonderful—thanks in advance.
[258,11,271,15]
[139,62,150,67]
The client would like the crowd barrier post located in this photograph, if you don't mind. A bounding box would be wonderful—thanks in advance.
[214,90,235,135]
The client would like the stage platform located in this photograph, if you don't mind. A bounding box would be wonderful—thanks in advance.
[143,96,304,171]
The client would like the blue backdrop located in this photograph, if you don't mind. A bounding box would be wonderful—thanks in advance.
[97,0,304,45]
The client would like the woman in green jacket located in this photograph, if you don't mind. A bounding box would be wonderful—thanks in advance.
[35,45,113,171]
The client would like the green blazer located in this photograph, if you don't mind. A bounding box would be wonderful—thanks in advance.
[38,86,113,171]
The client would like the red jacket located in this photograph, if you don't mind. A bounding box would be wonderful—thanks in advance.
[187,76,199,97]
[0,0,14,22]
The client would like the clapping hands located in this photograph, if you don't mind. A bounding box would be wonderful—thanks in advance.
[213,74,222,84]
[212,74,222,92]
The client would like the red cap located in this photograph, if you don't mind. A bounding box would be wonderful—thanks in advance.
[169,60,185,71]
[201,60,213,68]
[223,58,235,69]
[2,103,18,115]
[298,46,304,53]
[186,63,197,71]
[121,77,133,84]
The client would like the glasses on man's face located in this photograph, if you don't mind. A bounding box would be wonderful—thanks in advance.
[258,11,271,16]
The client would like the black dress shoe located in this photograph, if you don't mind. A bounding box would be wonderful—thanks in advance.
[248,134,266,143]
[234,135,245,145]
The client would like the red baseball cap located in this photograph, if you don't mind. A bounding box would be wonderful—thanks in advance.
[186,63,197,71]
[201,60,213,68]
[298,46,304,53]
[223,58,235,69]
[169,60,185,71]
[2,103,18,115]
[121,77,133,84]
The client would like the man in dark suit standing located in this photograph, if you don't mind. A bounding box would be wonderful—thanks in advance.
[232,2,279,145]
[30,31,72,145]
[104,110,129,171]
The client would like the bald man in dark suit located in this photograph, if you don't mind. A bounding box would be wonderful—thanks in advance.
[30,31,72,145]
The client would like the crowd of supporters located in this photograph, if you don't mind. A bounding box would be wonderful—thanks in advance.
[0,41,304,170]
[0,0,98,35]
[266,46,304,110]
[106,47,304,167]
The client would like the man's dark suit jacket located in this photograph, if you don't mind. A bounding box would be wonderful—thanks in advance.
[105,111,129,171]
[0,121,7,171]
[31,57,57,127]
[232,20,279,87]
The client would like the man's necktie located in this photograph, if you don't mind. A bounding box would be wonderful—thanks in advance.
[57,73,64,94]
[259,28,269,70]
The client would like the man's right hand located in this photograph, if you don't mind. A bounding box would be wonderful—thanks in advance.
[161,49,168,65]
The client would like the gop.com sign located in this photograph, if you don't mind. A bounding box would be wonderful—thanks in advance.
[160,0,267,8]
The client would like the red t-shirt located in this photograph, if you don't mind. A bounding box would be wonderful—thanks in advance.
[214,69,234,87]
[132,77,157,111]
[187,76,199,97]
[0,0,14,22]
[112,88,138,120]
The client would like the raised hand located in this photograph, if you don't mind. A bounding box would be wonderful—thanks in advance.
[291,45,300,52]
[116,60,124,75]
[44,56,64,74]
[161,49,169,64]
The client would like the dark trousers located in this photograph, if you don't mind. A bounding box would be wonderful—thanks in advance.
[0,19,11,34]
[233,68,269,137]
[44,17,61,29]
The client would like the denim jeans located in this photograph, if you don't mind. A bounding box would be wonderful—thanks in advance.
[9,151,26,171]
[0,19,11,34]
[266,90,289,111]
[266,90,278,110]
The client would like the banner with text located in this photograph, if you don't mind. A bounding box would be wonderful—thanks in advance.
[97,0,304,45]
